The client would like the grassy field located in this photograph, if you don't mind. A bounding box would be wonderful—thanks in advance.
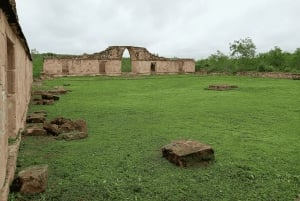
[31,54,44,78]
[10,75,300,201]
[121,57,132,72]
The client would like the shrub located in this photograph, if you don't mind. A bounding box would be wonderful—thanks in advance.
[257,63,275,72]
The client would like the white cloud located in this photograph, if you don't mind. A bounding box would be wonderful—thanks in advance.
[16,0,300,59]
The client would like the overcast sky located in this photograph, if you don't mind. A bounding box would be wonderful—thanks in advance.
[16,0,300,59]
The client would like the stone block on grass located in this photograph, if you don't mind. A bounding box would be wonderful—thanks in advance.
[43,122,60,136]
[56,131,88,141]
[43,118,88,140]
[162,140,214,167]
[26,114,46,124]
[41,93,60,101]
[12,165,48,194]
[23,126,47,136]
[48,86,69,94]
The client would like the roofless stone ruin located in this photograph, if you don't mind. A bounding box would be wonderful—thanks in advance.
[43,46,195,77]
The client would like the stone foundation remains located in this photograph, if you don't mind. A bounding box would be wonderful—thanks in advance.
[24,112,88,141]
[43,46,195,77]
[207,84,238,91]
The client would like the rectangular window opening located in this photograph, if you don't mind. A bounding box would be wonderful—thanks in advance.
[6,37,15,94]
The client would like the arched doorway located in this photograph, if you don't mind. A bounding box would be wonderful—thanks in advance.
[121,48,132,72]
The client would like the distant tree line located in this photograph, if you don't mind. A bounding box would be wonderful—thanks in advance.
[196,37,300,73]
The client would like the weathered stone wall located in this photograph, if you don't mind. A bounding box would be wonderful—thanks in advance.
[43,59,63,75]
[129,59,195,74]
[43,59,123,76]
[0,10,6,192]
[131,61,152,74]
[104,60,121,75]
[182,60,196,73]
[43,46,195,76]
[0,1,32,200]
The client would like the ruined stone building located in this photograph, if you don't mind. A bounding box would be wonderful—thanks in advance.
[0,0,32,200]
[43,46,195,76]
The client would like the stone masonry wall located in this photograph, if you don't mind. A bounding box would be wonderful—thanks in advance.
[0,1,32,200]
[43,46,195,76]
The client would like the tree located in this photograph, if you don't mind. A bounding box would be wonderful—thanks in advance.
[208,50,227,61]
[229,37,256,58]
[266,46,285,69]
[289,48,300,70]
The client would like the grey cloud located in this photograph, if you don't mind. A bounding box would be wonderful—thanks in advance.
[17,0,300,58]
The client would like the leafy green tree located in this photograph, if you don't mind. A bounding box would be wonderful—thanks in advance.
[208,50,227,61]
[206,50,237,72]
[266,46,285,69]
[290,48,300,70]
[230,37,256,58]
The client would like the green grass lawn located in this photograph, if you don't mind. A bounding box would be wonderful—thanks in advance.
[32,54,44,78]
[10,75,300,201]
[122,57,132,72]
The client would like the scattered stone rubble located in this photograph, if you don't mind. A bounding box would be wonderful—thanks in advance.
[32,86,70,105]
[11,165,48,194]
[26,111,47,124]
[162,140,214,167]
[292,74,300,80]
[16,85,87,195]
[44,117,88,141]
[207,84,238,91]
[24,112,88,141]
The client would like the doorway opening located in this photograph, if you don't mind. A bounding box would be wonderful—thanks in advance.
[99,61,106,74]
[121,49,132,72]
[151,62,156,73]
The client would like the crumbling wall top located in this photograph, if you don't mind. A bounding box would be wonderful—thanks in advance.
[44,46,194,62]
[90,46,168,61]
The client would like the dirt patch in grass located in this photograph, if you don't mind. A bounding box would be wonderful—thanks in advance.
[207,84,238,91]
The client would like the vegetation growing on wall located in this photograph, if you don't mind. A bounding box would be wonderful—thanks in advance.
[196,38,300,73]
